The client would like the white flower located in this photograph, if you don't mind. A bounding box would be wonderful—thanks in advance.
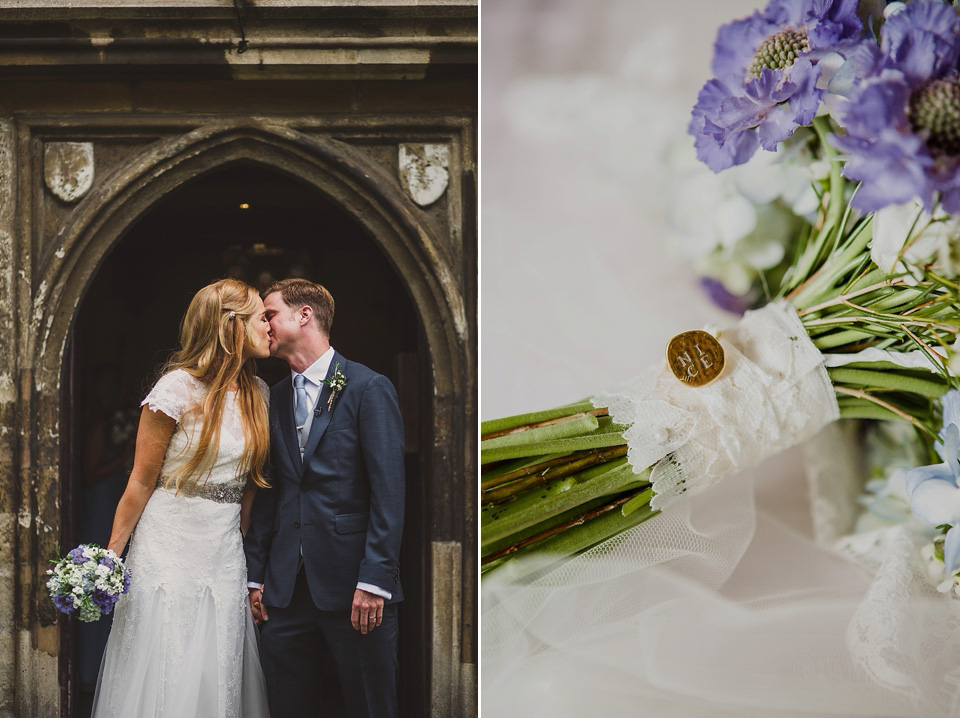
[884,2,907,18]
[949,338,960,378]
[871,201,960,277]
[665,136,817,296]
[815,51,859,118]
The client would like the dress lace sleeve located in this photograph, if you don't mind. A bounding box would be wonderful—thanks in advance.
[141,369,199,422]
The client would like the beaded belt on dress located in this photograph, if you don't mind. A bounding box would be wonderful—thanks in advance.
[155,477,244,504]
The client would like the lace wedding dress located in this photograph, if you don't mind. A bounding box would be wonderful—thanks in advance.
[91,370,270,718]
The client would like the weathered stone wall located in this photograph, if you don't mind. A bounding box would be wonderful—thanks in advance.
[0,113,21,718]
[0,3,477,716]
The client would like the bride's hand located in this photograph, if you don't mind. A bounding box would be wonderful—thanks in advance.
[248,586,268,624]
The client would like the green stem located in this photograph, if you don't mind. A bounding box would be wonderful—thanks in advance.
[837,399,935,435]
[482,461,649,549]
[791,219,874,309]
[834,386,937,438]
[799,278,908,316]
[481,446,630,504]
[481,446,627,492]
[827,367,948,398]
[816,115,846,240]
[481,400,595,435]
[483,495,659,581]
[481,414,600,454]
[812,328,878,350]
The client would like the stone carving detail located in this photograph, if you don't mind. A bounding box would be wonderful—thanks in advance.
[398,143,449,207]
[44,142,94,203]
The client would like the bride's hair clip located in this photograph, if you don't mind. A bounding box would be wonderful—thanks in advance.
[228,310,236,319]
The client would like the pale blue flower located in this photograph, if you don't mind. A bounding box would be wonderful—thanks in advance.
[906,390,960,578]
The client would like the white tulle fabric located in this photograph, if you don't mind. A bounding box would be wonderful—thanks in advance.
[593,301,839,510]
[91,370,270,718]
[482,427,960,717]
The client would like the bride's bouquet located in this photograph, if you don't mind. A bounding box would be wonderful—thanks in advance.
[482,0,960,583]
[47,544,131,622]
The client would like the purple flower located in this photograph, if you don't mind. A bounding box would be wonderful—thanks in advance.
[830,1,960,212]
[52,593,75,615]
[698,277,760,315]
[691,0,864,171]
[92,589,116,610]
[98,556,115,570]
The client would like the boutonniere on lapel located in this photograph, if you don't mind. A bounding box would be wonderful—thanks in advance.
[319,363,348,412]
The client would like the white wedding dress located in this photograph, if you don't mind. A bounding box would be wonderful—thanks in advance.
[91,369,270,718]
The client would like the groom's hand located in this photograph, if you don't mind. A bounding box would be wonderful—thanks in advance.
[249,586,269,624]
[351,589,384,634]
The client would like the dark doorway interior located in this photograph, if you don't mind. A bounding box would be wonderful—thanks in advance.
[62,163,430,717]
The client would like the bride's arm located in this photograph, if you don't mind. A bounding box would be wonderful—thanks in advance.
[106,406,176,555]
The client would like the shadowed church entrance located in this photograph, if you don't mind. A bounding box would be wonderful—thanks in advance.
[62,164,430,717]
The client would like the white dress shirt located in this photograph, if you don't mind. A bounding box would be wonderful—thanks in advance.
[292,346,334,449]
[249,347,392,601]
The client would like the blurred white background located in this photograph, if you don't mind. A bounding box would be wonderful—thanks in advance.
[482,0,764,420]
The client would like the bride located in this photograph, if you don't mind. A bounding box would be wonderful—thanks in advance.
[91,278,272,718]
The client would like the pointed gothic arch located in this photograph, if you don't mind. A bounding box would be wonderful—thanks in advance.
[29,120,470,716]
[36,121,466,395]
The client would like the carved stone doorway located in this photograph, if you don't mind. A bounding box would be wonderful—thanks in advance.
[61,163,431,717]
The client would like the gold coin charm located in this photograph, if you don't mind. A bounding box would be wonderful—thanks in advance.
[666,330,725,387]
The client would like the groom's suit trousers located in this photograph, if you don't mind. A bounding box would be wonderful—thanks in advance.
[260,568,398,718]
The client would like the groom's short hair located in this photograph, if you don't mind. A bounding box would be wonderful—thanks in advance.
[263,278,335,337]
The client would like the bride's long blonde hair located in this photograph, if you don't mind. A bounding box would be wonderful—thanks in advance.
[163,278,270,493]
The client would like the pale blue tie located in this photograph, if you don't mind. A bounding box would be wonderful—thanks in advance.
[294,374,309,436]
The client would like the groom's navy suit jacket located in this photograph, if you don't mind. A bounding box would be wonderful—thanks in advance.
[245,352,405,611]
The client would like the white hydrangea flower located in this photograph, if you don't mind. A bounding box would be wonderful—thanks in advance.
[665,131,817,297]
[872,201,960,278]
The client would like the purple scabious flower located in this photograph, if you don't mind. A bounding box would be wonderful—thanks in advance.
[691,0,864,171]
[831,1,960,213]
[92,589,115,610]
[698,277,761,315]
[52,593,75,615]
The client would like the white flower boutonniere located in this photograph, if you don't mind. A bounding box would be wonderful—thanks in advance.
[320,363,348,411]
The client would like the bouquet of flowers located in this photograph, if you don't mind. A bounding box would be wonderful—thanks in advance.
[47,544,131,622]
[482,0,960,583]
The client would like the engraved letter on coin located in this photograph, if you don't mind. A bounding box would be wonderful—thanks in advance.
[667,330,724,387]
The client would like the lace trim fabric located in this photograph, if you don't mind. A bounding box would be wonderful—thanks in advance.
[593,301,840,510]
[141,369,200,422]
[802,422,865,546]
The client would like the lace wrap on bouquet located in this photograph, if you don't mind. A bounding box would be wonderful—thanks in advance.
[593,301,839,510]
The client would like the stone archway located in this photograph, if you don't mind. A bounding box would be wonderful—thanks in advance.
[27,120,470,716]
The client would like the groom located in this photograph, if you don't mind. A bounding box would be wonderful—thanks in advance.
[244,278,405,718]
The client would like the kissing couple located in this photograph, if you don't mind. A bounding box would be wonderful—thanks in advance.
[88,277,405,718]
